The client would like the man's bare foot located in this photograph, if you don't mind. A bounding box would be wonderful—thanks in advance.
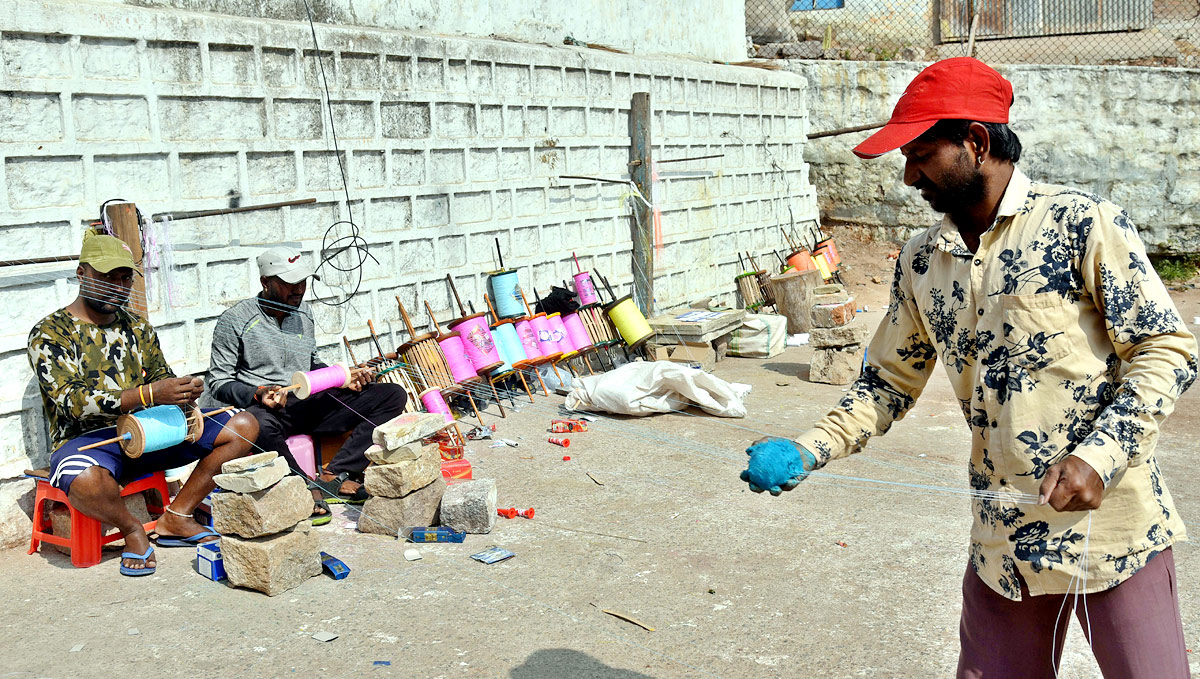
[155,508,218,543]
[310,488,330,516]
[317,472,362,497]
[122,528,157,571]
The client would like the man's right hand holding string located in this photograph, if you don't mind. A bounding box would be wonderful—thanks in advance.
[254,385,289,409]
[740,436,823,496]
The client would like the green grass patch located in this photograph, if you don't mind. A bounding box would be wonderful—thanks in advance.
[1152,254,1200,284]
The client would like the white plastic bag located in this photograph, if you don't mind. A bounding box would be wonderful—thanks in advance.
[565,361,749,418]
[728,313,788,358]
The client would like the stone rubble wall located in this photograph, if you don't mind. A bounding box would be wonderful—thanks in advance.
[788,60,1200,253]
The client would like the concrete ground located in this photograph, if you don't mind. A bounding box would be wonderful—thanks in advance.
[3,300,1199,678]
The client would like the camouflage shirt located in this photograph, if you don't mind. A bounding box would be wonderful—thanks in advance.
[28,308,174,450]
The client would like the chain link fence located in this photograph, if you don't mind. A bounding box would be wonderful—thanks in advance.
[746,0,1200,66]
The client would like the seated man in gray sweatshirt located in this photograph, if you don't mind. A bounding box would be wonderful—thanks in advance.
[207,247,408,515]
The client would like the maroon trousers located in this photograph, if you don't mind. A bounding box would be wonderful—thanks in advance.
[957,548,1188,678]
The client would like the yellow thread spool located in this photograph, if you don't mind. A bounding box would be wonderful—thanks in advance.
[812,252,832,280]
[605,294,654,348]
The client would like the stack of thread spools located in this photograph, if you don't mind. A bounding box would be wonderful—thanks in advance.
[396,296,488,424]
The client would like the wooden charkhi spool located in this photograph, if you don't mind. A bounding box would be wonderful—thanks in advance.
[118,406,205,459]
[745,252,777,308]
[343,335,419,414]
[735,271,766,311]
[78,405,234,458]
[395,298,460,394]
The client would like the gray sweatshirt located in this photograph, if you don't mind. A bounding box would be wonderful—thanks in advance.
[208,297,326,407]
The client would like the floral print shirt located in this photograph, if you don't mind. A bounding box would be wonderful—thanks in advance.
[796,168,1196,600]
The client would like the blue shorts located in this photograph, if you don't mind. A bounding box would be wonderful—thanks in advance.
[49,408,240,495]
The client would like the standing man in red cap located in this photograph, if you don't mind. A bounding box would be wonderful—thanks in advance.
[741,57,1195,677]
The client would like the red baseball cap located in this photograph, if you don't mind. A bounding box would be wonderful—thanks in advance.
[853,57,1014,159]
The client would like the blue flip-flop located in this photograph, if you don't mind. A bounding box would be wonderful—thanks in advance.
[119,546,156,577]
[154,528,220,547]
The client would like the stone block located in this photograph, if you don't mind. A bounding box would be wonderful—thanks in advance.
[221,451,279,474]
[0,92,63,143]
[48,493,152,554]
[382,102,431,138]
[209,44,255,85]
[810,299,856,328]
[248,153,297,195]
[810,323,869,348]
[363,454,440,498]
[452,192,492,224]
[813,284,845,296]
[274,99,323,139]
[429,149,465,184]
[357,477,445,536]
[439,479,497,534]
[179,152,240,199]
[221,522,321,596]
[212,475,311,539]
[5,156,83,209]
[372,412,452,449]
[812,291,850,306]
[3,33,71,79]
[366,441,437,465]
[810,346,865,386]
[159,96,265,140]
[330,100,375,139]
[214,455,289,493]
[147,40,200,82]
[437,102,476,138]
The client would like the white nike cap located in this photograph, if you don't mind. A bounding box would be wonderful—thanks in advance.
[257,246,318,284]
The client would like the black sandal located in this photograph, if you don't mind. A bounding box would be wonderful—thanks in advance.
[310,497,332,526]
[313,472,368,505]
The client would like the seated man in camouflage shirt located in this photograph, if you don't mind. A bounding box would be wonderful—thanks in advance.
[28,232,259,576]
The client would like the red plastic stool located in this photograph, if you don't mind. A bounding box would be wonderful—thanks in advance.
[26,469,170,568]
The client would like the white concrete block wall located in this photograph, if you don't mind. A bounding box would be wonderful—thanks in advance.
[788,60,1200,252]
[0,1,816,545]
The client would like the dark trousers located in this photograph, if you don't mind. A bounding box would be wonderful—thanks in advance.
[247,382,407,478]
[957,547,1187,678]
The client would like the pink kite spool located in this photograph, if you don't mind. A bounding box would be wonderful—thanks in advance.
[291,364,352,399]
[562,312,593,351]
[448,313,503,374]
[529,313,563,356]
[437,333,477,384]
[547,313,576,353]
[514,317,544,360]
[419,387,454,423]
[573,271,600,306]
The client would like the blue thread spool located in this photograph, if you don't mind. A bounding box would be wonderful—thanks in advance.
[488,270,524,320]
[80,405,209,458]
[489,321,525,376]
[117,405,202,458]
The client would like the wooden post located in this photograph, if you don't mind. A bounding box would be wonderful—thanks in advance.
[768,270,822,334]
[104,202,147,317]
[629,91,653,316]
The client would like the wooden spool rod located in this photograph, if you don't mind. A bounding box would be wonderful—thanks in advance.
[446,274,468,318]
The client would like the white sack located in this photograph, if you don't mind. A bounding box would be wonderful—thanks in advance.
[728,313,788,358]
[565,361,749,418]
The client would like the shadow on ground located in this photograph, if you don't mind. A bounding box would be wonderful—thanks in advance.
[762,361,808,380]
[511,648,654,678]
